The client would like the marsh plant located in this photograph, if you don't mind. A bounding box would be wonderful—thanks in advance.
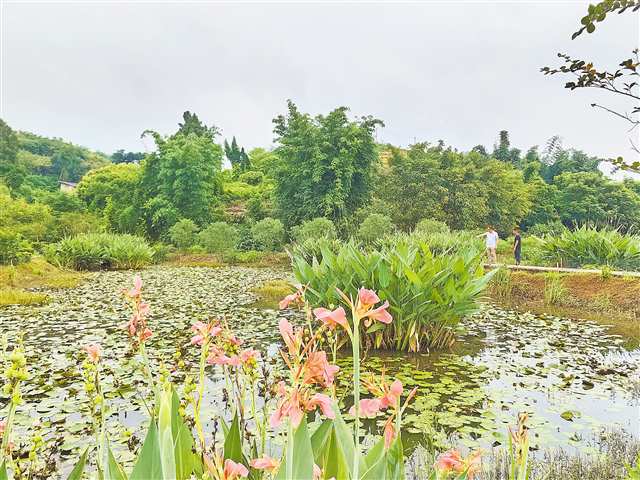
[0,274,546,480]
[292,238,493,352]
[543,273,566,306]
[45,233,155,271]
[540,226,640,271]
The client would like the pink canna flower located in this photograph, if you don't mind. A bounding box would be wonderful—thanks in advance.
[270,387,304,429]
[308,393,335,419]
[250,456,280,472]
[349,398,382,418]
[278,318,300,355]
[358,287,380,307]
[83,344,102,363]
[0,419,6,436]
[140,327,153,342]
[379,379,403,408]
[384,420,395,450]
[313,464,323,480]
[124,275,143,298]
[223,459,249,479]
[239,349,260,364]
[303,351,339,387]
[435,450,464,472]
[279,291,302,310]
[190,321,223,346]
[364,301,393,324]
[207,346,232,366]
[313,307,349,330]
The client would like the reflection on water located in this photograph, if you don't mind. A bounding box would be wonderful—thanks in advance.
[0,266,638,472]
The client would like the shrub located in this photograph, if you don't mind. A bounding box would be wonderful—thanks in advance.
[0,229,33,265]
[51,212,103,240]
[169,219,199,249]
[357,213,394,243]
[238,170,264,185]
[528,220,567,237]
[415,218,450,235]
[292,238,493,351]
[490,267,513,300]
[291,217,337,243]
[251,218,285,251]
[198,222,239,253]
[46,233,154,270]
[540,226,640,271]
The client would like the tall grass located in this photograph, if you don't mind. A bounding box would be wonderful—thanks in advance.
[292,237,493,352]
[45,233,154,270]
[540,226,640,271]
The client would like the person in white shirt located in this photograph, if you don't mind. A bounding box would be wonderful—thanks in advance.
[479,225,499,264]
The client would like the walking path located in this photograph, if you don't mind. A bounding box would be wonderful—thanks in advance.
[484,263,640,278]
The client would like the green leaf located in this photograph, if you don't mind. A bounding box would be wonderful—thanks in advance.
[158,386,177,479]
[106,444,128,480]
[223,413,244,463]
[0,461,8,480]
[275,416,315,480]
[130,420,163,480]
[67,447,91,480]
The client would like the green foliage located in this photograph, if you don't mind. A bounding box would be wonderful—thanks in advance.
[376,143,532,234]
[292,238,493,351]
[77,163,141,211]
[415,219,450,235]
[358,213,395,243]
[140,123,223,237]
[169,219,199,249]
[491,267,513,300]
[540,226,640,270]
[238,170,263,185]
[46,233,154,270]
[527,220,566,237]
[552,172,640,230]
[224,137,250,172]
[0,118,27,190]
[251,217,286,251]
[0,230,33,265]
[544,273,567,305]
[272,101,383,226]
[0,185,54,242]
[291,217,337,243]
[52,212,103,240]
[198,222,239,253]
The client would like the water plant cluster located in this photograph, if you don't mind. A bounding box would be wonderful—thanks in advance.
[291,238,493,352]
[0,275,527,480]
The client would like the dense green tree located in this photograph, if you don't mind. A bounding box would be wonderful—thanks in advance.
[112,150,145,164]
[0,119,26,189]
[541,148,601,183]
[493,130,521,166]
[224,137,250,172]
[272,101,383,226]
[177,111,220,140]
[375,143,531,234]
[553,171,640,229]
[51,144,85,181]
[77,163,141,211]
[140,126,223,237]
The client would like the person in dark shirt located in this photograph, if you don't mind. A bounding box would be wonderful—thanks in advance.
[512,227,522,265]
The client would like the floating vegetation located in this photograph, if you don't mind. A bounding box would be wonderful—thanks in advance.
[0,266,637,475]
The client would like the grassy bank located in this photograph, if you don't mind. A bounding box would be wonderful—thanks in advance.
[487,269,640,348]
[164,251,290,269]
[0,257,85,306]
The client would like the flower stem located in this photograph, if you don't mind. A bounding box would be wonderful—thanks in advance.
[194,342,207,449]
[352,313,361,480]
[286,419,294,479]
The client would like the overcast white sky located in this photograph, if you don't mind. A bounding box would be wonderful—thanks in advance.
[1,1,638,161]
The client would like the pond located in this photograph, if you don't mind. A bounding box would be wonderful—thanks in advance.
[1,265,638,475]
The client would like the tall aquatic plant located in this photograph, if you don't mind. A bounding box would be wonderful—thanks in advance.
[292,238,493,352]
[540,226,640,271]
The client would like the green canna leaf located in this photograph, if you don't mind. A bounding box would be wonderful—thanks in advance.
[223,413,244,464]
[66,447,90,480]
[275,416,314,480]
[0,461,8,480]
[130,420,163,480]
[106,443,128,480]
